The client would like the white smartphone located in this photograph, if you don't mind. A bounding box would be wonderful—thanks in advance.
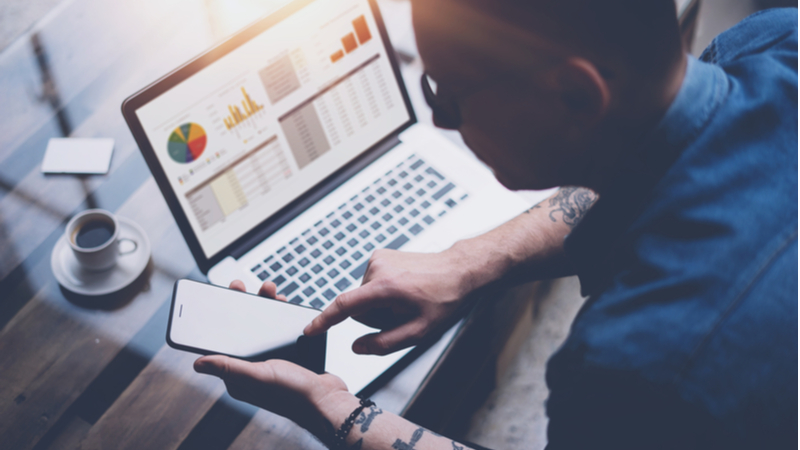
[167,279,326,373]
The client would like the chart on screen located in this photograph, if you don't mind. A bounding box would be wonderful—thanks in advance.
[168,123,207,164]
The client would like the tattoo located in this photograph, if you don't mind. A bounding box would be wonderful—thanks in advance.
[355,405,383,433]
[392,427,424,450]
[452,441,464,450]
[349,438,363,450]
[546,187,597,228]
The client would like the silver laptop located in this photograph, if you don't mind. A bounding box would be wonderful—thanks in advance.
[122,0,529,394]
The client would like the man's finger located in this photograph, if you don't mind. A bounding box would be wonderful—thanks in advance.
[229,280,246,292]
[351,320,426,356]
[258,281,279,299]
[304,284,387,336]
[194,355,274,383]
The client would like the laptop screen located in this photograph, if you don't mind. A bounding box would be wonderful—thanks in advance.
[134,0,410,258]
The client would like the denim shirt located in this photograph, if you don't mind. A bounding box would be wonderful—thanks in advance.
[546,9,797,449]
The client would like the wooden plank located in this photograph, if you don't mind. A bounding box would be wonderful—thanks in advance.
[228,410,326,450]
[0,179,196,449]
[76,346,225,450]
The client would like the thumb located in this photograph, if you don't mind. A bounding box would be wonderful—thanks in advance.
[194,355,257,380]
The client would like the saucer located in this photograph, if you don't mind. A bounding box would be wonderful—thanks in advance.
[52,216,151,296]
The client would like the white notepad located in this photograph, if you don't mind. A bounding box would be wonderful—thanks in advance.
[42,138,114,174]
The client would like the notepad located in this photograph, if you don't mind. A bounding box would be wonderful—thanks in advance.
[42,138,114,174]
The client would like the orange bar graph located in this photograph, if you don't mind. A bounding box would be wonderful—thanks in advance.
[352,15,371,44]
[330,49,345,63]
[342,33,358,54]
[223,87,264,130]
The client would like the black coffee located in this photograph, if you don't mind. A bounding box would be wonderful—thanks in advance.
[74,220,115,249]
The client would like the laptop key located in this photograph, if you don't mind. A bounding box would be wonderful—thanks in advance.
[398,217,409,226]
[286,266,298,276]
[423,215,435,225]
[327,268,340,278]
[385,234,410,250]
[377,187,387,194]
[432,182,456,200]
[371,221,381,230]
[347,238,359,247]
[399,171,408,178]
[380,199,391,207]
[322,241,334,249]
[446,199,457,207]
[352,251,363,260]
[336,247,347,256]
[289,296,303,305]
[346,223,357,232]
[375,234,386,243]
[387,225,397,234]
[270,262,283,272]
[358,215,369,223]
[359,230,370,238]
[307,236,318,245]
[354,203,364,211]
[410,159,425,170]
[421,200,431,209]
[426,167,445,180]
[382,213,393,221]
[310,298,325,309]
[416,189,426,197]
[403,183,413,191]
[311,264,323,274]
[409,224,424,235]
[299,273,311,283]
[427,180,437,189]
[251,264,262,273]
[319,227,330,236]
[364,243,375,251]
[394,205,404,213]
[409,209,420,217]
[365,195,376,203]
[298,257,310,267]
[315,278,327,287]
[414,175,424,182]
[335,278,352,292]
[279,282,299,296]
[405,197,415,205]
[322,289,337,301]
[303,286,316,296]
[331,219,341,228]
[368,207,379,216]
[334,232,346,241]
[257,270,269,281]
[323,255,335,265]
[282,253,294,263]
[342,211,353,219]
[392,191,402,198]
[340,260,352,269]
[273,275,287,286]
[295,244,306,254]
[310,249,322,258]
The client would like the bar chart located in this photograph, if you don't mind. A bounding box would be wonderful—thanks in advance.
[329,15,373,63]
[223,87,265,130]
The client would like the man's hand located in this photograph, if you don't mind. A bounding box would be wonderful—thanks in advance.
[304,247,475,356]
[194,281,356,439]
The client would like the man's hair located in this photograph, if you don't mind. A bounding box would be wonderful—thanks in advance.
[467,0,684,79]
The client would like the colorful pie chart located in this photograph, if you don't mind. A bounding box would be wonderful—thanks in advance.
[168,123,207,164]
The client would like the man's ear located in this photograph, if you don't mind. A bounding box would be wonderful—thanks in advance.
[554,57,610,124]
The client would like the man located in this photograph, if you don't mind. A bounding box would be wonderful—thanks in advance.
[194,0,798,448]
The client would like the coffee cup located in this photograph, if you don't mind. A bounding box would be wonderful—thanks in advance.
[66,209,137,271]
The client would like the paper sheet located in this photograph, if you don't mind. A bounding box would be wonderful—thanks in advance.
[41,138,114,174]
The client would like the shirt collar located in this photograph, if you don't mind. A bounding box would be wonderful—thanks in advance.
[564,56,730,297]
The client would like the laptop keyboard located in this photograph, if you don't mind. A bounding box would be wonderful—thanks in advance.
[248,154,468,309]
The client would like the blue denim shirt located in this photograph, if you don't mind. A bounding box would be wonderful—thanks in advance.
[546,9,797,449]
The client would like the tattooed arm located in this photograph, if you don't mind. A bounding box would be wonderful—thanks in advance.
[304,187,597,356]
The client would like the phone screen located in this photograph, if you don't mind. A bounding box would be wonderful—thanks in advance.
[168,279,325,372]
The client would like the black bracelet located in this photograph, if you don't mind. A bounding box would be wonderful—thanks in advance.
[330,397,375,449]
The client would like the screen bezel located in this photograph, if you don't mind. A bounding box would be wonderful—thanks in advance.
[121,0,416,273]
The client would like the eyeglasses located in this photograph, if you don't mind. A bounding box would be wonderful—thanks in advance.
[421,73,463,130]
[421,71,514,130]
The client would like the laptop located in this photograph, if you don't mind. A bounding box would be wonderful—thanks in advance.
[122,0,529,394]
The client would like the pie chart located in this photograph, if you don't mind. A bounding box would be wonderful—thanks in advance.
[168,123,207,163]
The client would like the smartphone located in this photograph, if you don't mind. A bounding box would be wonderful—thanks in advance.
[167,279,326,374]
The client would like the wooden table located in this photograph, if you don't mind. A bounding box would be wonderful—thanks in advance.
[0,1,542,448]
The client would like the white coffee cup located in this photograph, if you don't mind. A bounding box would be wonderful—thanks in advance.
[66,209,137,271]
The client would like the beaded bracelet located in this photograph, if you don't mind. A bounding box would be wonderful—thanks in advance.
[330,397,375,449]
